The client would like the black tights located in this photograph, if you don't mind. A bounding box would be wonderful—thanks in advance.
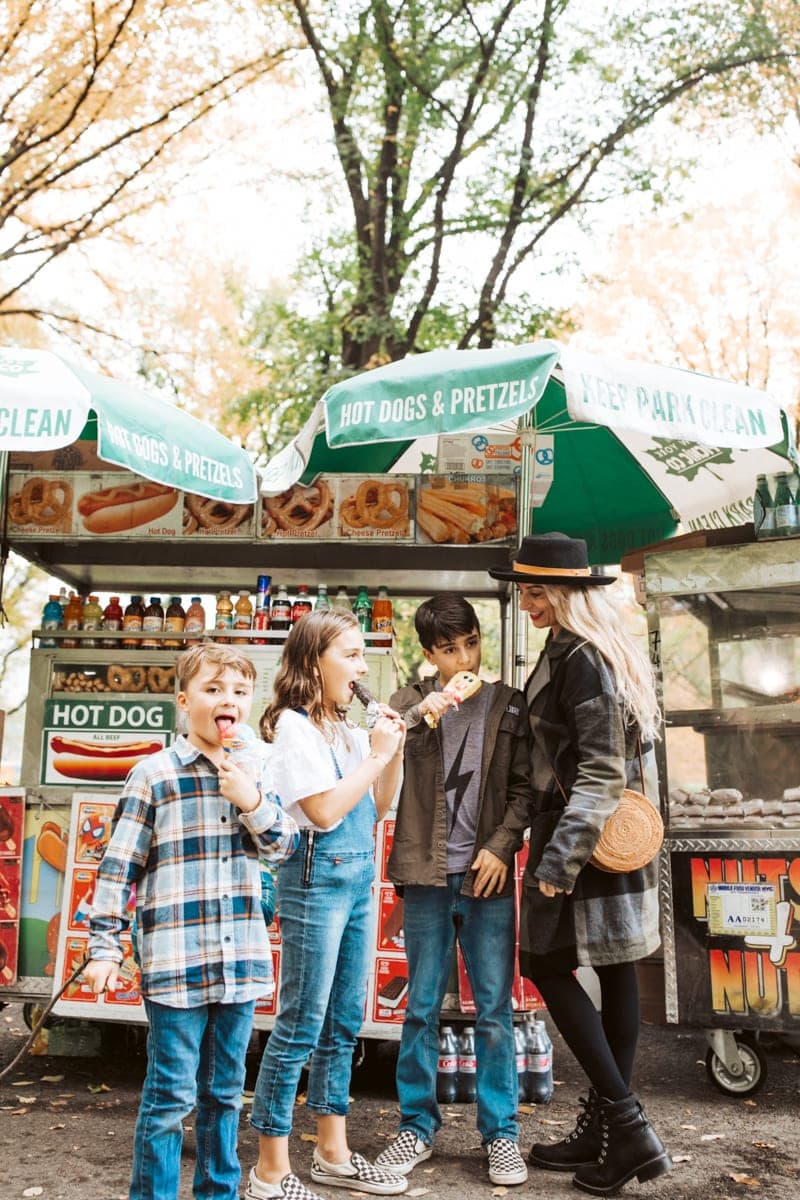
[531,962,640,1102]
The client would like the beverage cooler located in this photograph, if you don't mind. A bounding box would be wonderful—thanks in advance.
[640,534,800,1095]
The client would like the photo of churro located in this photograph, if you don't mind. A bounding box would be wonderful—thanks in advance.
[261,480,334,538]
[338,475,412,538]
[416,477,517,544]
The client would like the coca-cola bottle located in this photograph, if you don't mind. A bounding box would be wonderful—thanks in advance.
[436,1025,458,1104]
[457,1025,477,1103]
[525,1015,554,1104]
[514,1023,528,1104]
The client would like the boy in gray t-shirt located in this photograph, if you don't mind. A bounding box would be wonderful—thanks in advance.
[376,595,531,1189]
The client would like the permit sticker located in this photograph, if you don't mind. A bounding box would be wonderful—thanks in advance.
[707,883,776,937]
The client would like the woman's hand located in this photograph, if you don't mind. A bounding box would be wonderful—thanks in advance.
[538,879,572,898]
[471,848,508,897]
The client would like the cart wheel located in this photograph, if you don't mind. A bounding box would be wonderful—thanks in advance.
[705,1034,767,1097]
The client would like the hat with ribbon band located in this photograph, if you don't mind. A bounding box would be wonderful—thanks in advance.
[488,532,616,585]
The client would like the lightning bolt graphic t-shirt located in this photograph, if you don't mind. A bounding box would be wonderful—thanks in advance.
[440,683,491,873]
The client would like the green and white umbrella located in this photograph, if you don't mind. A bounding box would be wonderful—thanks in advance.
[259,341,796,562]
[0,348,256,503]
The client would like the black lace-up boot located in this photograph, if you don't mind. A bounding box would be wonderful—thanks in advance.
[572,1093,672,1195]
[529,1089,602,1171]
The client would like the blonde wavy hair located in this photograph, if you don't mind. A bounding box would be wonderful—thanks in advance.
[540,583,661,743]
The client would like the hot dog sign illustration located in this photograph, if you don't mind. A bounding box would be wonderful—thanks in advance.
[41,697,173,786]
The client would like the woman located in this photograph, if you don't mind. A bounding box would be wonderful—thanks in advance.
[247,610,407,1200]
[489,533,672,1197]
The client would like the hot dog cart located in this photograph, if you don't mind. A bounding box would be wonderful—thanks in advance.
[635,531,800,1094]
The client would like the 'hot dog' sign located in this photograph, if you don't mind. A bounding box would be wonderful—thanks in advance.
[41,698,174,787]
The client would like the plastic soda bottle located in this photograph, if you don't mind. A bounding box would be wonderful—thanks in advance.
[62,593,84,649]
[233,590,253,644]
[40,595,63,648]
[332,586,351,611]
[122,595,145,649]
[291,584,313,624]
[436,1025,459,1104]
[353,586,372,633]
[514,1023,528,1103]
[270,585,292,632]
[315,584,331,611]
[184,597,206,645]
[164,596,186,649]
[101,596,124,648]
[214,590,234,642]
[457,1025,477,1103]
[142,597,165,649]
[525,1015,554,1104]
[253,577,271,645]
[753,473,775,538]
[773,472,799,537]
[371,586,393,648]
[81,594,103,648]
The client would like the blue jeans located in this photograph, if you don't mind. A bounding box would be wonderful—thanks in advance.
[397,875,518,1145]
[250,803,375,1136]
[131,998,256,1200]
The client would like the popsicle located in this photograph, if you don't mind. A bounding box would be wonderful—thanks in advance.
[423,670,482,728]
[350,679,381,728]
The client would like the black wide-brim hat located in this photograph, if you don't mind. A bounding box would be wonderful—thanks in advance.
[489,532,616,585]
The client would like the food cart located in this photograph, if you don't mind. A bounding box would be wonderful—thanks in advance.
[1,342,795,1049]
[626,530,800,1095]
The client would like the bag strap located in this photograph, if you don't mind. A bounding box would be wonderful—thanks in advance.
[549,734,645,801]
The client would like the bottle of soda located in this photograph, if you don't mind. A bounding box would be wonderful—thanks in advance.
[371,586,393,648]
[101,596,124,648]
[753,473,775,538]
[270,585,292,633]
[164,596,186,649]
[292,584,313,624]
[332,586,351,612]
[184,597,206,645]
[774,472,799,537]
[40,594,63,648]
[514,1023,528,1103]
[353,586,372,634]
[315,584,331,611]
[122,595,145,650]
[142,597,165,649]
[457,1025,477,1103]
[436,1025,459,1104]
[525,1015,554,1104]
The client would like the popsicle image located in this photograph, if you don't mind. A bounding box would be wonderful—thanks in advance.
[423,670,482,728]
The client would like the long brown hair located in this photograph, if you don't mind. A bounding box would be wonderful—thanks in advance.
[260,608,360,742]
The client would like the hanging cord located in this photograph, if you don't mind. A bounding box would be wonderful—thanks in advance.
[0,449,11,627]
[0,954,89,1083]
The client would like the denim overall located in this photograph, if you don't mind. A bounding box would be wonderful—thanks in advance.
[251,739,376,1136]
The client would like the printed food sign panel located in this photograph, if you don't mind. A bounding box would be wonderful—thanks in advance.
[670,850,800,1027]
[0,790,25,986]
[40,698,174,786]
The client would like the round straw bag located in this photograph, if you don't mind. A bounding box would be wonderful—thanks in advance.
[589,787,664,873]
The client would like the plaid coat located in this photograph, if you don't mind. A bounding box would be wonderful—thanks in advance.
[519,629,661,976]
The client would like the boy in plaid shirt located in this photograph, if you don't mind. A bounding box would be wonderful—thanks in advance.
[84,643,299,1200]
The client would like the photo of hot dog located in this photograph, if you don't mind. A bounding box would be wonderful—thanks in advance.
[77,480,178,534]
[50,735,163,782]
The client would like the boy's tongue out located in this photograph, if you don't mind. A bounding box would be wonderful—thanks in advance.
[216,715,237,742]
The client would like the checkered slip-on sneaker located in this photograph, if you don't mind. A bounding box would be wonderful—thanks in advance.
[310,1151,408,1195]
[487,1138,529,1186]
[244,1168,325,1200]
[374,1130,433,1176]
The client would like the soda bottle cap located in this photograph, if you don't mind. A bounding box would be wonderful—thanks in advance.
[191,596,202,603]
[89,594,98,602]
[149,597,161,604]
[110,596,120,603]
[238,590,249,597]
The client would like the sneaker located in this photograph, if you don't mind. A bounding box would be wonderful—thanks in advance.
[310,1151,408,1195]
[244,1168,325,1200]
[374,1130,433,1175]
[487,1138,528,1186]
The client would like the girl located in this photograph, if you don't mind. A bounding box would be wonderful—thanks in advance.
[490,533,672,1197]
[247,610,407,1200]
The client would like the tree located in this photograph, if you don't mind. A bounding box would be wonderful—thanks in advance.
[0,0,292,344]
[236,0,798,450]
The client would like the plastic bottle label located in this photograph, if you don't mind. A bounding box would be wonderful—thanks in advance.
[457,1057,477,1074]
[143,616,163,632]
[185,618,205,635]
[529,1053,552,1070]
[438,1056,457,1071]
[215,614,233,629]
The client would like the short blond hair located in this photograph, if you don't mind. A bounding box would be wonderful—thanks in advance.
[176,643,256,691]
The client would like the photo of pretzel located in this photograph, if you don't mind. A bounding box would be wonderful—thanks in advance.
[417,480,516,544]
[262,481,333,536]
[340,478,410,534]
[183,493,252,535]
[8,476,73,528]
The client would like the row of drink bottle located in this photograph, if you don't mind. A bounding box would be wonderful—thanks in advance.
[437,1015,553,1105]
[40,579,394,648]
[753,471,800,537]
